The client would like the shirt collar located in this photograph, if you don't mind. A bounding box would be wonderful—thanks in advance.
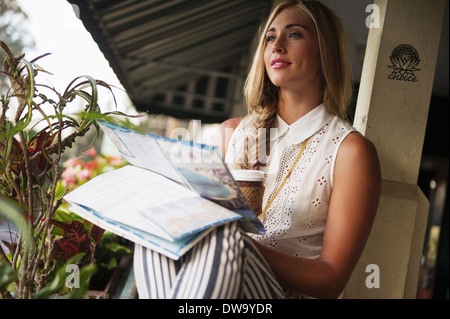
[272,103,333,145]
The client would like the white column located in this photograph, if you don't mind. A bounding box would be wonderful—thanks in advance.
[343,0,446,299]
[354,0,446,185]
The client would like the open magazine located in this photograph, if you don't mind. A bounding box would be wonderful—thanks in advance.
[64,120,264,260]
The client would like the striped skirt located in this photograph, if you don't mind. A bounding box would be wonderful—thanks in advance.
[133,222,287,299]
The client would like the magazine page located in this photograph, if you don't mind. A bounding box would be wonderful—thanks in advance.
[64,165,241,242]
[98,121,186,185]
[98,120,264,234]
[158,138,265,234]
[67,203,212,260]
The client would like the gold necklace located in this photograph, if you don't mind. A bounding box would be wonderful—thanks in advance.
[259,137,310,222]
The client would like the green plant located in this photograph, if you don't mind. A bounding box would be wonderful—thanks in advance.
[0,41,127,298]
[52,148,132,293]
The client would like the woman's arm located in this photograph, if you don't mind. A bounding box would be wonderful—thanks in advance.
[253,132,382,298]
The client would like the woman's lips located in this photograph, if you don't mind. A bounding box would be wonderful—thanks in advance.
[271,58,291,69]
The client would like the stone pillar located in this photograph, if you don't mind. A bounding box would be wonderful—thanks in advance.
[343,0,446,298]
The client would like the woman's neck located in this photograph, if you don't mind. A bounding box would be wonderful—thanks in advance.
[277,88,322,125]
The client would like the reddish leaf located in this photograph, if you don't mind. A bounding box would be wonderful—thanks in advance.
[28,130,54,155]
[49,219,94,263]
[78,234,91,252]
[90,225,105,243]
[26,130,56,180]
[49,219,88,242]
[10,138,23,175]
[50,235,92,263]
[50,238,81,262]
[12,137,23,153]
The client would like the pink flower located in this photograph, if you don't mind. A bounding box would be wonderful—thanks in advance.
[77,169,91,181]
[63,157,82,168]
[84,161,97,170]
[59,152,126,191]
[108,156,124,166]
[62,175,76,188]
[62,166,78,179]
[95,156,107,166]
[84,146,97,158]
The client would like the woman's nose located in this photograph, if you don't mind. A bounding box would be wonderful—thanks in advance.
[272,38,285,53]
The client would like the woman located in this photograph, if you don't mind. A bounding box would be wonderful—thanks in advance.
[219,0,381,299]
[134,0,381,299]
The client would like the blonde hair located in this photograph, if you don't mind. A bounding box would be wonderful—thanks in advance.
[238,0,352,169]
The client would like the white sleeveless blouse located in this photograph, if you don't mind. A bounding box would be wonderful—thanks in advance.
[225,104,356,260]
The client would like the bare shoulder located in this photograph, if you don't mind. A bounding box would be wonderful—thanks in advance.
[335,131,381,184]
[214,117,243,157]
[339,131,379,161]
[219,117,242,131]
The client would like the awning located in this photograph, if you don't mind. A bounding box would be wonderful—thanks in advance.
[68,0,273,122]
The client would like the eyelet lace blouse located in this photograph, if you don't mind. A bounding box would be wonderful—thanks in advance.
[225,104,356,260]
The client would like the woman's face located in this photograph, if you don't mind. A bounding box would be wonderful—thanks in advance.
[264,7,322,93]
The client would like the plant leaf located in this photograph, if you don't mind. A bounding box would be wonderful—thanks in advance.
[0,263,18,290]
[0,41,17,68]
[90,225,105,244]
[18,59,36,129]
[50,238,81,261]
[49,219,88,241]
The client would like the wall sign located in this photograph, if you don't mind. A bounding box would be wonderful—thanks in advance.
[388,44,420,82]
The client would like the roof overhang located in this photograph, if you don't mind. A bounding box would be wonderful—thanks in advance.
[68,0,273,122]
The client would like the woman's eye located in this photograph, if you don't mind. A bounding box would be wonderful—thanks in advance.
[266,35,276,42]
[289,32,303,38]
